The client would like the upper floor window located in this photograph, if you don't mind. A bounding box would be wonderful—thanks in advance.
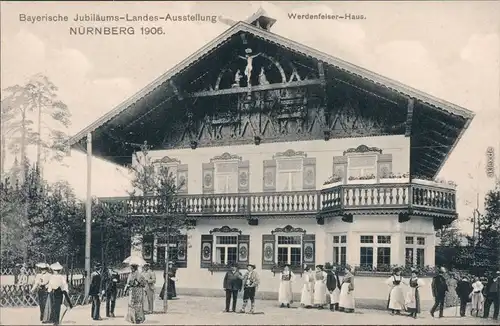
[215,161,239,194]
[150,156,188,194]
[347,155,377,179]
[263,149,316,192]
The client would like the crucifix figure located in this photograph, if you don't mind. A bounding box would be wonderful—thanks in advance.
[238,48,261,86]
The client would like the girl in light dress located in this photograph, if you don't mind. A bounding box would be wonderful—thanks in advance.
[470,277,484,317]
[313,265,328,309]
[386,267,405,315]
[278,264,294,308]
[300,265,314,308]
[44,262,72,326]
[338,265,355,313]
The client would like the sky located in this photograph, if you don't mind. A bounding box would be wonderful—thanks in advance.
[1,1,499,234]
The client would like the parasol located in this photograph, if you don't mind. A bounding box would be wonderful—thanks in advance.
[123,255,147,266]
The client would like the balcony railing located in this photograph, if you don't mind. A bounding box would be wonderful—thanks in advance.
[99,182,456,218]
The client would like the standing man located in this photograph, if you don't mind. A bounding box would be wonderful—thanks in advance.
[326,263,341,311]
[239,264,260,314]
[456,275,473,317]
[88,263,104,321]
[31,263,50,323]
[483,270,500,320]
[142,263,156,314]
[103,267,120,318]
[430,267,448,318]
[222,263,242,312]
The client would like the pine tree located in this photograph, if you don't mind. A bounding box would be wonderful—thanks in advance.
[476,189,500,270]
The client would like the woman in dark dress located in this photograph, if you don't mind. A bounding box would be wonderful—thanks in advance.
[405,269,425,319]
[160,262,177,300]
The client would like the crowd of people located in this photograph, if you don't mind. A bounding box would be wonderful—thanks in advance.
[30,260,179,325]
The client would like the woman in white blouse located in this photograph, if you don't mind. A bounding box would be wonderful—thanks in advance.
[470,277,484,317]
[44,262,71,325]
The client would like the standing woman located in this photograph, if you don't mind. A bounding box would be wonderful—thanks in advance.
[338,265,355,313]
[124,264,147,324]
[405,268,425,319]
[300,265,314,308]
[31,262,50,323]
[470,276,485,317]
[444,272,459,308]
[386,267,405,315]
[278,264,294,308]
[313,265,328,309]
[45,262,71,326]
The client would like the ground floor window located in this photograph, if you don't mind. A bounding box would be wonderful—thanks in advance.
[214,235,238,265]
[405,235,426,268]
[333,235,347,266]
[359,234,392,269]
[377,247,391,266]
[360,247,373,267]
[277,235,302,266]
[156,244,178,264]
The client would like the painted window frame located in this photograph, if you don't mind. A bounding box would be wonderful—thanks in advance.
[276,157,304,192]
[346,154,378,179]
[214,160,240,194]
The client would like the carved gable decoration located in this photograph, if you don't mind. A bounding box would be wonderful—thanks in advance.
[209,226,242,234]
[210,152,242,162]
[153,156,181,164]
[343,145,382,156]
[273,149,307,159]
[271,225,306,234]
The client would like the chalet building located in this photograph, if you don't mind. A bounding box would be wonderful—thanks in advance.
[69,11,474,297]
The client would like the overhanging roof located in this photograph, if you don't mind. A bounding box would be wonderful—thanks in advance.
[69,21,475,178]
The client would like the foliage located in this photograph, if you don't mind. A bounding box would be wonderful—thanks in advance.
[436,221,465,247]
[475,189,500,269]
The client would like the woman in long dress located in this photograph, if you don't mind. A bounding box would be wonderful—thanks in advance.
[44,262,71,326]
[300,265,314,308]
[124,264,147,324]
[444,272,459,308]
[338,265,355,313]
[405,269,424,319]
[313,265,327,309]
[386,267,405,315]
[470,277,484,317]
[278,264,294,308]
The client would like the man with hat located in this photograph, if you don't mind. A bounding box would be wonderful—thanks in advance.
[483,270,500,320]
[142,263,156,314]
[326,263,341,311]
[88,263,105,321]
[239,264,260,314]
[222,263,243,312]
[430,266,448,318]
[456,274,472,317]
[102,266,120,318]
[31,263,50,323]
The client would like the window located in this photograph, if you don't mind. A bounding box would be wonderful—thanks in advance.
[277,235,302,266]
[377,247,391,266]
[156,244,178,264]
[360,247,373,267]
[214,235,238,265]
[360,234,391,269]
[405,235,426,267]
[347,155,377,179]
[360,236,374,244]
[333,235,347,266]
[214,162,239,194]
[277,158,303,191]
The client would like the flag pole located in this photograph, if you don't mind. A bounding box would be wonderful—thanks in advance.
[84,132,92,300]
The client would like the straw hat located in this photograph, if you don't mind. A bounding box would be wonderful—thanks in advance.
[36,262,49,269]
[50,262,63,271]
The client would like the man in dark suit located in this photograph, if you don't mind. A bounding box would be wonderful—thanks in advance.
[88,263,104,321]
[456,276,472,317]
[483,271,500,320]
[103,267,120,318]
[223,263,243,313]
[325,263,341,311]
[430,267,448,318]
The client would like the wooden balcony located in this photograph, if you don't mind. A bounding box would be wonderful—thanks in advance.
[99,181,456,226]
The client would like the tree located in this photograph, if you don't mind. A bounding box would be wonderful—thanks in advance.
[127,142,191,313]
[476,188,500,270]
[436,221,465,247]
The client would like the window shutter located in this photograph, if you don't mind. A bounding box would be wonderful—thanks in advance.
[332,156,348,181]
[303,157,316,190]
[176,235,187,268]
[377,154,393,178]
[202,163,215,194]
[200,234,213,268]
[302,234,316,269]
[263,160,277,192]
[177,164,188,194]
[237,235,250,267]
[238,160,250,193]
[262,234,276,270]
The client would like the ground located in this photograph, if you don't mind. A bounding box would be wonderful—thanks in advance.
[1,296,498,325]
